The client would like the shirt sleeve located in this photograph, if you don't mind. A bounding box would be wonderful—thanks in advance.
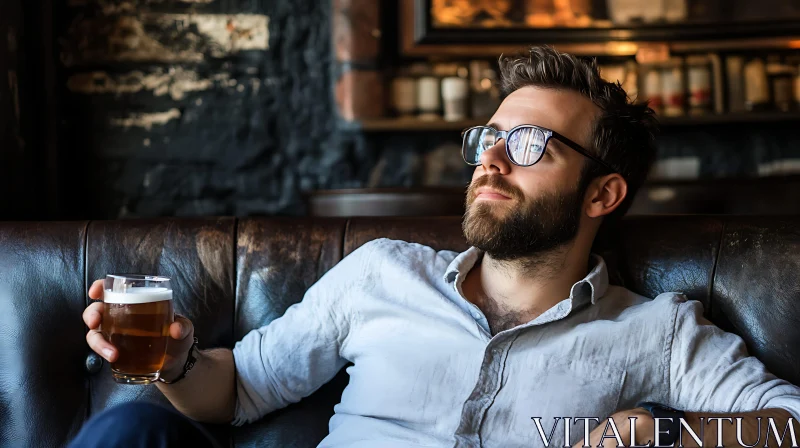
[668,297,800,420]
[230,241,374,426]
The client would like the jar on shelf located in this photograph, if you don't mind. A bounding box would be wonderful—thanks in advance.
[442,77,470,121]
[771,68,794,112]
[707,53,725,114]
[686,55,712,115]
[607,0,644,24]
[664,0,688,22]
[661,58,685,117]
[642,64,664,115]
[417,76,442,121]
[725,56,747,113]
[743,57,770,112]
[390,69,417,118]
[409,63,441,121]
[766,56,794,112]
[621,60,639,101]
[642,0,666,22]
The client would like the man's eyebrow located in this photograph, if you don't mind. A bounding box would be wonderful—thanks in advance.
[486,122,503,130]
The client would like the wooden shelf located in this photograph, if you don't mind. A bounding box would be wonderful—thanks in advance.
[658,111,800,126]
[359,118,484,132]
[357,112,800,132]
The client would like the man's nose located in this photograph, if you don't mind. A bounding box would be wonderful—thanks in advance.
[479,139,512,175]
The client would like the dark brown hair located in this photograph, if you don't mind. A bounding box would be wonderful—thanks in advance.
[498,46,659,221]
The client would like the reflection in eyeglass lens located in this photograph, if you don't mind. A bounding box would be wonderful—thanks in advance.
[508,127,546,165]
[465,127,496,163]
[480,128,495,153]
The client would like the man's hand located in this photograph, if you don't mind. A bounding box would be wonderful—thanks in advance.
[83,278,195,381]
[84,278,235,423]
[574,408,655,448]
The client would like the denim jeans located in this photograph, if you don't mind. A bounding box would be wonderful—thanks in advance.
[68,402,218,448]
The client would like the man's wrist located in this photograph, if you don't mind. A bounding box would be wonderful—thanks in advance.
[158,339,200,385]
[159,363,188,384]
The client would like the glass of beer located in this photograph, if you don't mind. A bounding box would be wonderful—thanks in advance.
[102,274,174,384]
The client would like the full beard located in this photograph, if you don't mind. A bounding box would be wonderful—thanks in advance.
[462,176,585,262]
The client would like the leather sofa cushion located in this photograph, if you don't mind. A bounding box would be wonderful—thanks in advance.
[0,216,798,447]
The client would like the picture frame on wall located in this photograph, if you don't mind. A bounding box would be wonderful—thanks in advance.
[400,0,800,57]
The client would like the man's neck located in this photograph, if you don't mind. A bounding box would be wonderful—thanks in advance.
[461,244,591,335]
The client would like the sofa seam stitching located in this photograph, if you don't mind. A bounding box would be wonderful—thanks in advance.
[230,216,238,448]
[232,217,239,348]
[708,218,726,319]
[83,219,91,423]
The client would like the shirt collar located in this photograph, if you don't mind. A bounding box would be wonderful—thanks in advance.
[444,247,609,305]
[444,246,481,284]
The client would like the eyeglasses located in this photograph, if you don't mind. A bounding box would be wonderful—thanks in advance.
[461,124,616,173]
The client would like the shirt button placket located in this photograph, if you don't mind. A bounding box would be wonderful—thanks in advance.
[452,334,513,448]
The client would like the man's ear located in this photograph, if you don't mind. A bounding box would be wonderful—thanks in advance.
[585,173,627,219]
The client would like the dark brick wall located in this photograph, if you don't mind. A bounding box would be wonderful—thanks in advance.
[57,0,367,219]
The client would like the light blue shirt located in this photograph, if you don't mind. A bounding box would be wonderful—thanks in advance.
[232,239,800,447]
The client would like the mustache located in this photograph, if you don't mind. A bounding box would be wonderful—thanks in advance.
[467,175,523,202]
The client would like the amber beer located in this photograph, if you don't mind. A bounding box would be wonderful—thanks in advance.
[102,275,173,384]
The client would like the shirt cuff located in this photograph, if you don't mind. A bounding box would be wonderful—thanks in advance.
[229,336,266,426]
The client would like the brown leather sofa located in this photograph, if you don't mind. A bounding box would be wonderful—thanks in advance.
[1,216,798,447]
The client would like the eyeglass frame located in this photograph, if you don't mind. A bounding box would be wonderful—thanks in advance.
[461,124,617,174]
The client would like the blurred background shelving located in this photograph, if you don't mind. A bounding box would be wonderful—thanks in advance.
[321,0,800,217]
[357,112,800,132]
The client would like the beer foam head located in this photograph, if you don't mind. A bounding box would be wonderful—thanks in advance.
[104,286,173,304]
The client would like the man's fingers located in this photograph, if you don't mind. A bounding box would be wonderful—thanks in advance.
[82,302,104,329]
[88,279,105,300]
[86,330,117,362]
[161,316,195,376]
[169,315,194,341]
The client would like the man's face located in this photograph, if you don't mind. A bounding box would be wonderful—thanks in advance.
[463,86,601,260]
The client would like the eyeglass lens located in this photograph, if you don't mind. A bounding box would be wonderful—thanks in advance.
[463,126,547,166]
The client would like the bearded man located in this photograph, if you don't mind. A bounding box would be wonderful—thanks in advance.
[74,46,800,448]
